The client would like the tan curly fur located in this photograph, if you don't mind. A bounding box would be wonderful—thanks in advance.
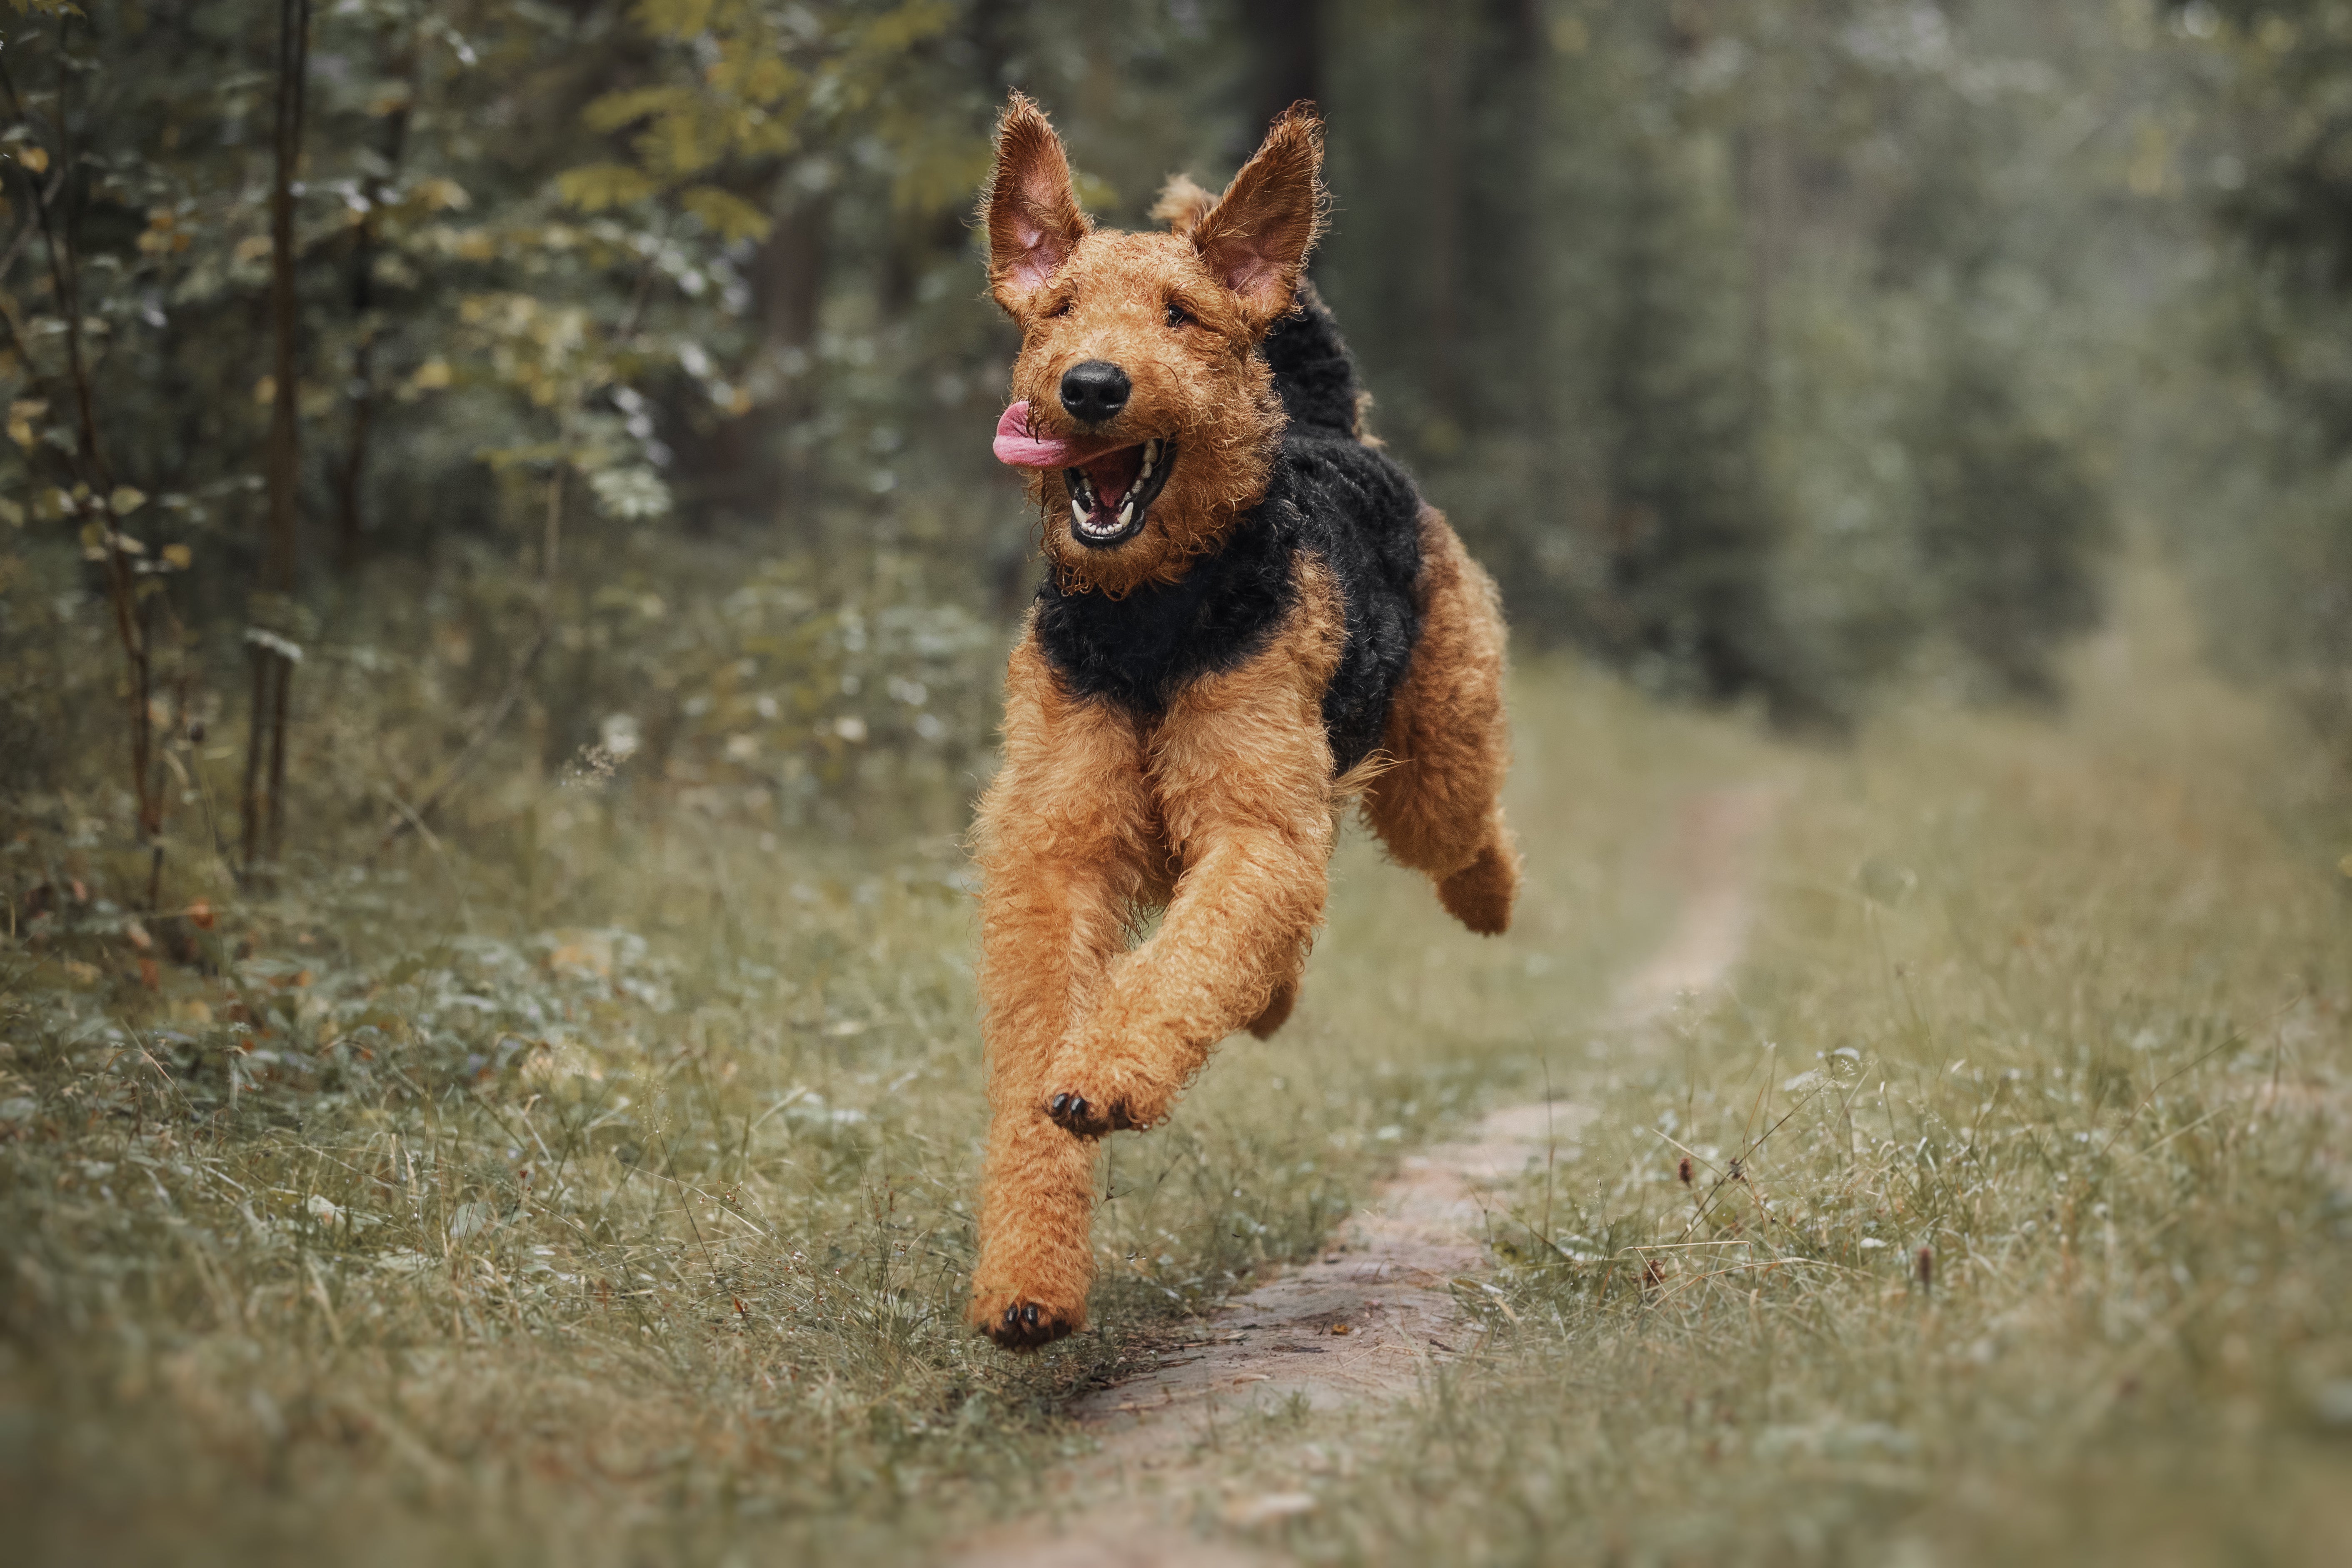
[967,95,1519,1351]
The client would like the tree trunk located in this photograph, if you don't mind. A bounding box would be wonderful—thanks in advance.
[759,194,827,524]
[668,192,830,533]
[334,42,413,572]
[263,0,306,602]
[244,0,309,871]
[1246,0,1321,137]
[1465,0,1546,436]
[1422,3,1464,422]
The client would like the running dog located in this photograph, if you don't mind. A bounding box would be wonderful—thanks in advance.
[969,94,1520,1348]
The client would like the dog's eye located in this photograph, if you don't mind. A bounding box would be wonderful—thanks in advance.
[1044,297,1073,319]
[1165,300,1193,330]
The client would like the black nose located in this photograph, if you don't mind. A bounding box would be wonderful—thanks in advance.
[1059,360,1131,425]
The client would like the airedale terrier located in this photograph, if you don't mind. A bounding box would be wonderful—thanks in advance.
[969,94,1521,1349]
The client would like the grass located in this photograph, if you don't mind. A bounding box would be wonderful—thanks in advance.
[5,566,2347,1565]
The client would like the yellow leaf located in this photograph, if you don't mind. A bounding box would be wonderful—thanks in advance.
[235,235,273,264]
[18,146,47,174]
[414,177,471,212]
[254,375,277,405]
[0,497,22,527]
[410,359,453,391]
[632,0,715,42]
[680,186,773,243]
[109,485,147,516]
[7,397,46,447]
[556,162,659,213]
[162,543,192,569]
[583,85,695,134]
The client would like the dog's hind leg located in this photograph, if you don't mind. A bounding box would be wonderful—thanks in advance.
[1363,506,1522,936]
[1042,561,1347,1136]
[968,637,1156,1349]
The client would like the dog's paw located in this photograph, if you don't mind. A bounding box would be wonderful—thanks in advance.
[969,1291,1081,1351]
[1438,839,1520,936]
[1246,976,1298,1039]
[1043,1089,1141,1138]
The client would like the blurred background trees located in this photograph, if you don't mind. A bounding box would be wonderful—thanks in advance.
[0,0,2342,878]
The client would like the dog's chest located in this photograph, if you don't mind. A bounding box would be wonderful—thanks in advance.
[1031,434,1424,773]
[1032,513,1294,719]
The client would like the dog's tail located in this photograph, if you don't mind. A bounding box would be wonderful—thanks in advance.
[1263,280,1369,441]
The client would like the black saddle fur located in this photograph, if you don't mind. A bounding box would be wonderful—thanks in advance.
[1031,284,1424,774]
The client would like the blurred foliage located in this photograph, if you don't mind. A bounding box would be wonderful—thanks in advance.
[2152,0,2352,763]
[1318,0,2121,723]
[0,0,2170,879]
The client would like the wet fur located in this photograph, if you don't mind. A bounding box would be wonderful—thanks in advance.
[969,95,1522,1350]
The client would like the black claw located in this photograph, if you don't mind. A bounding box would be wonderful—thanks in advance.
[1070,1097,1089,1120]
[1022,1303,1041,1326]
[1003,1305,1018,1326]
[1050,1094,1069,1115]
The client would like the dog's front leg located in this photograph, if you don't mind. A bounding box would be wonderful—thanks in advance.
[1044,581,1342,1136]
[968,639,1152,1348]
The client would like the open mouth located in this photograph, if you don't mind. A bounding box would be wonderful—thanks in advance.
[1064,438,1176,549]
[989,404,1175,551]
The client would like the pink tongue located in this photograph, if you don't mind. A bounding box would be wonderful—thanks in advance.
[993,401,1124,469]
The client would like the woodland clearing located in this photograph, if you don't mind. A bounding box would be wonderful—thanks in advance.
[6,565,2349,1566]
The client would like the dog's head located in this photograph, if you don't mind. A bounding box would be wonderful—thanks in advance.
[983,93,1326,595]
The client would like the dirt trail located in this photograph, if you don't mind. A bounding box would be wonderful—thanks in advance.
[949,786,1780,1568]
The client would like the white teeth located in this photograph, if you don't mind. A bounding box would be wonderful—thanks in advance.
[1118,499,1134,526]
[1071,499,1087,528]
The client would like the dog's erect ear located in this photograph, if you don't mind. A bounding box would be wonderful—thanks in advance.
[1191,105,1326,330]
[1149,174,1217,237]
[984,93,1090,312]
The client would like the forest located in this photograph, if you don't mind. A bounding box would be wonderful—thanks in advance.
[3,1,2350,1563]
